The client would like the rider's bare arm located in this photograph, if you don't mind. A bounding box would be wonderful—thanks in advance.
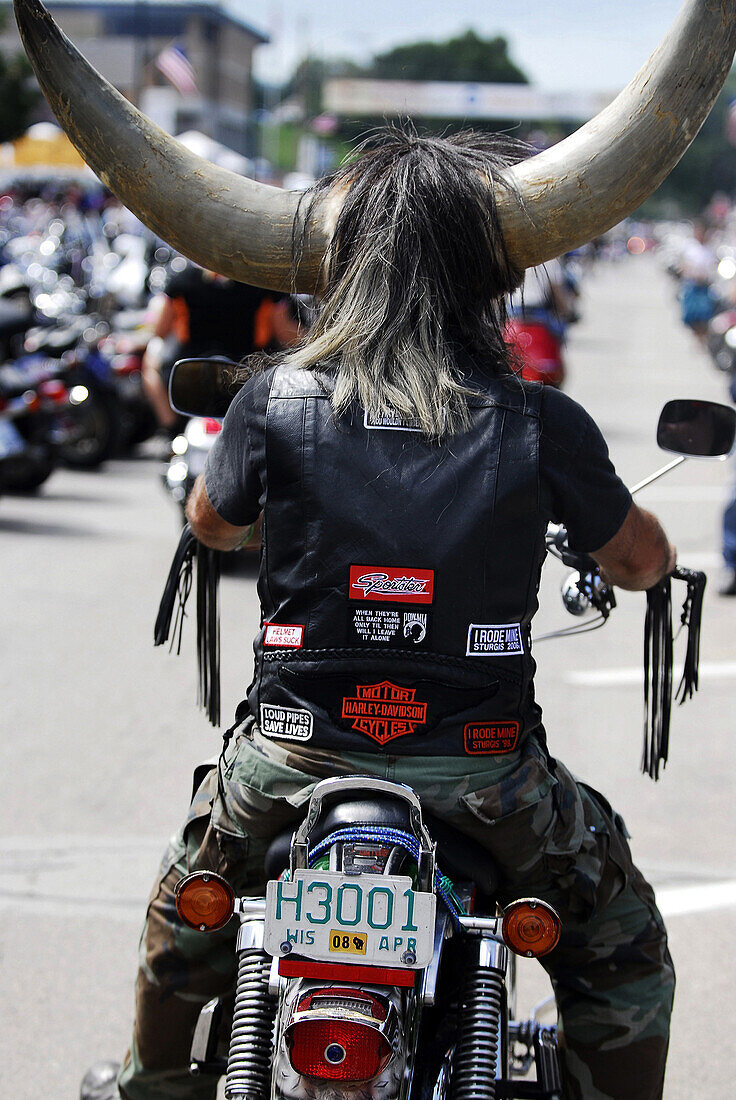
[272,299,303,348]
[591,501,676,591]
[186,474,252,551]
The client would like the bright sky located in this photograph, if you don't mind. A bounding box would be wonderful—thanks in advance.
[243,0,681,92]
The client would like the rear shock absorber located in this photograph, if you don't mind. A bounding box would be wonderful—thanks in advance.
[225,920,277,1100]
[451,937,508,1100]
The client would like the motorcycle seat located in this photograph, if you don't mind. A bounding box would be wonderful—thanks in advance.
[263,793,499,896]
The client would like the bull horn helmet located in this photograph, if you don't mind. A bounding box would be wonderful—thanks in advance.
[14,0,736,291]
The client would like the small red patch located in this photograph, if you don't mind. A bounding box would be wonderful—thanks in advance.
[464,721,520,755]
[342,681,428,745]
[349,565,434,604]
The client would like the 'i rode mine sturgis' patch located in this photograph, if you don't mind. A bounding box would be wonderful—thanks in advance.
[464,721,520,754]
[466,623,523,657]
[348,565,433,648]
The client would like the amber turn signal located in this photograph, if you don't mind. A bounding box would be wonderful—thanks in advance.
[175,871,235,932]
[502,898,561,958]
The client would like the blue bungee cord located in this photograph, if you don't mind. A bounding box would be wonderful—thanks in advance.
[307,825,466,928]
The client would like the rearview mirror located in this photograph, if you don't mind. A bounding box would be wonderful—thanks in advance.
[657,399,736,459]
[169,357,241,418]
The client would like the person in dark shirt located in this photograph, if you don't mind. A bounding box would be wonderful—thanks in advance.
[141,264,301,432]
[97,133,677,1100]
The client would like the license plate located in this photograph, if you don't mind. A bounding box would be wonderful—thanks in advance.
[264,870,436,968]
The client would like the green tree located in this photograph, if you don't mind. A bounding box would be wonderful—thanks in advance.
[332,31,529,144]
[284,56,363,118]
[369,30,527,85]
[0,8,40,141]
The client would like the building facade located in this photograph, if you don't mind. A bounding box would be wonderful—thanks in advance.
[1,1,268,157]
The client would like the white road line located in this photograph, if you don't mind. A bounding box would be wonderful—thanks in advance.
[1,840,736,920]
[672,551,723,568]
[565,661,736,687]
[656,880,736,917]
[3,883,736,922]
[635,486,729,502]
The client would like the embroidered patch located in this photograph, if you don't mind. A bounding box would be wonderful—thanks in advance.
[349,606,429,647]
[466,623,524,657]
[341,681,428,746]
[349,565,434,604]
[363,410,422,432]
[260,704,313,741]
[264,623,304,648]
[464,722,520,755]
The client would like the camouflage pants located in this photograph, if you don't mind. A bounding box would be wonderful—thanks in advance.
[118,727,674,1100]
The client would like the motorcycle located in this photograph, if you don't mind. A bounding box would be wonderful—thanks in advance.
[0,394,56,493]
[505,315,565,389]
[705,306,736,375]
[0,344,121,471]
[164,411,224,516]
[163,357,261,550]
[0,357,87,493]
[163,362,736,1100]
[176,774,562,1100]
[96,319,158,452]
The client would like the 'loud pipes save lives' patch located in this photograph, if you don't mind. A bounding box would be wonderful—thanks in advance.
[342,681,428,746]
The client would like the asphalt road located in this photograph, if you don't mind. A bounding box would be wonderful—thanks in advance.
[2,252,735,1098]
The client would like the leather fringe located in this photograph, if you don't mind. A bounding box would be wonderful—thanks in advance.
[154,523,221,727]
[674,567,706,703]
[642,568,706,780]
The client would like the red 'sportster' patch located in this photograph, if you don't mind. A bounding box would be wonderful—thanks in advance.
[464,721,520,755]
[342,681,428,745]
[349,565,434,604]
[263,623,304,648]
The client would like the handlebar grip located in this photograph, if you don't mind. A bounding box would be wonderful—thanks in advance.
[672,565,701,583]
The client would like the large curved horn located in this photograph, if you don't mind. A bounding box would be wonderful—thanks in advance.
[502,0,736,268]
[13,0,736,282]
[13,0,327,291]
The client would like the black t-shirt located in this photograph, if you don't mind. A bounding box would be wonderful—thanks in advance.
[165,267,283,360]
[537,385,631,551]
[205,370,631,554]
[203,371,629,558]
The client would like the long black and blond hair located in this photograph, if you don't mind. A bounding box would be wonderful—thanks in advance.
[285,127,529,439]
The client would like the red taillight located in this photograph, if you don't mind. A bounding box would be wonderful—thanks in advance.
[203,418,222,435]
[112,354,142,376]
[289,1018,391,1082]
[287,988,393,1083]
[38,379,68,403]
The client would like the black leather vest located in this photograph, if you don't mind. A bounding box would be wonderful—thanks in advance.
[247,365,546,756]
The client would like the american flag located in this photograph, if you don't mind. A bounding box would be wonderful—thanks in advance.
[155,44,198,96]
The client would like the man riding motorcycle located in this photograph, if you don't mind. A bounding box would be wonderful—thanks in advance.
[13,2,736,1099]
[114,128,673,1100]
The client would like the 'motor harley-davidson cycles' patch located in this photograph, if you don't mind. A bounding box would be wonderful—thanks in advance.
[342,681,428,746]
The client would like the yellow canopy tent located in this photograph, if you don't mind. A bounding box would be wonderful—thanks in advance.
[4,122,87,168]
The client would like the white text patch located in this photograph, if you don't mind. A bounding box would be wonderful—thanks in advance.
[264,623,304,648]
[466,623,524,657]
[260,705,313,741]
